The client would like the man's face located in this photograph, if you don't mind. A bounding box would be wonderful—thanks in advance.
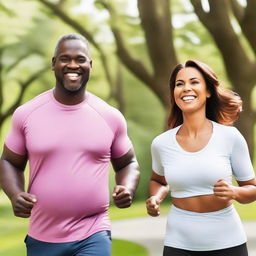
[52,39,92,92]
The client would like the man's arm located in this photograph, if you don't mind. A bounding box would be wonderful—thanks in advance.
[111,148,140,208]
[0,145,36,217]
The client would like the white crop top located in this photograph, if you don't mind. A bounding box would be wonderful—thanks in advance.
[151,121,255,198]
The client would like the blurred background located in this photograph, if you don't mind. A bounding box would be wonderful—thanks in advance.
[0,0,255,255]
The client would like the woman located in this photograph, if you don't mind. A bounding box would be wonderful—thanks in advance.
[146,59,256,256]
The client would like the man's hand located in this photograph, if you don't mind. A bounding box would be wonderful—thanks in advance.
[213,179,236,202]
[11,192,37,218]
[146,196,161,217]
[112,185,133,208]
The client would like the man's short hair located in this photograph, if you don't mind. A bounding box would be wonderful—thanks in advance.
[54,33,90,57]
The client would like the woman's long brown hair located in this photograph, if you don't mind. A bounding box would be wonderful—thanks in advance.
[167,59,242,128]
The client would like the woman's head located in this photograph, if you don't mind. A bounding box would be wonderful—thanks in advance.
[168,59,242,128]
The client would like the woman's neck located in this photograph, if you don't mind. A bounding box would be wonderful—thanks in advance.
[180,114,211,138]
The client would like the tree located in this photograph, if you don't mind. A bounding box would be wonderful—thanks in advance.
[37,0,256,159]
[190,0,256,159]
[0,2,49,134]
[0,44,47,128]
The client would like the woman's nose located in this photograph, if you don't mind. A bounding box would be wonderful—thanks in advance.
[183,82,192,91]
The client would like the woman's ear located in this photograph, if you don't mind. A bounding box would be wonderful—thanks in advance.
[206,89,211,98]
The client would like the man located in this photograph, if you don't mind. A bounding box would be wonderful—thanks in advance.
[0,33,140,256]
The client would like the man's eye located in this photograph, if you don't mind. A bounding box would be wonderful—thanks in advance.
[77,58,87,63]
[59,57,69,63]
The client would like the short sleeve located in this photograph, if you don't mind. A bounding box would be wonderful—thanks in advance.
[5,107,27,155]
[151,139,164,176]
[110,110,132,158]
[231,128,255,181]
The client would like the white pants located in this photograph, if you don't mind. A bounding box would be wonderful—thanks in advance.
[165,204,247,251]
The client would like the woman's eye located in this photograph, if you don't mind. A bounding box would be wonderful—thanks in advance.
[192,81,199,85]
[176,83,183,87]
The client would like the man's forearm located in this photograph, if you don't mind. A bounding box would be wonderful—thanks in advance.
[0,159,25,200]
[115,162,140,197]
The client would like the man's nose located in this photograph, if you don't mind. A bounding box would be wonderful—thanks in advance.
[67,60,79,68]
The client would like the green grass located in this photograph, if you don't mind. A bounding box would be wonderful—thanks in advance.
[0,195,148,256]
[112,239,148,256]
[109,201,150,220]
[0,193,256,256]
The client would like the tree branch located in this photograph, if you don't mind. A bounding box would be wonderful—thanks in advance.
[190,0,251,83]
[0,66,48,123]
[239,0,256,54]
[0,47,3,111]
[137,0,176,78]
[6,52,35,74]
[38,0,114,88]
[230,0,244,22]
[56,0,68,8]
[0,2,16,17]
[253,110,256,122]
[97,0,154,87]
[190,0,208,21]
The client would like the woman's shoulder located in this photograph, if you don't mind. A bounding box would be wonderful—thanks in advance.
[152,126,180,146]
[212,120,240,139]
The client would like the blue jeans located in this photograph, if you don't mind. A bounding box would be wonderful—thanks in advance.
[25,230,112,256]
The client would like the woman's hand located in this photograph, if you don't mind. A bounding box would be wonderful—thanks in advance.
[146,196,161,217]
[213,179,236,202]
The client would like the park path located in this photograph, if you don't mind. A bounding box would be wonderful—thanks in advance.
[112,215,256,256]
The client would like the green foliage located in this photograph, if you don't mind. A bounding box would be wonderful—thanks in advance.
[122,70,165,199]
[234,201,256,220]
[173,11,230,87]
[0,1,39,44]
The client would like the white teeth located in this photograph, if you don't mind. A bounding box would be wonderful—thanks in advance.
[66,73,79,77]
[182,96,196,102]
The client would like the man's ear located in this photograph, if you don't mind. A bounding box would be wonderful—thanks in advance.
[51,57,55,71]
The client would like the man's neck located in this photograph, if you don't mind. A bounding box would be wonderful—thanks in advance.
[53,87,86,105]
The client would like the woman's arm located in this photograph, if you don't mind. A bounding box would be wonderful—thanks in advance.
[146,172,169,217]
[213,178,256,204]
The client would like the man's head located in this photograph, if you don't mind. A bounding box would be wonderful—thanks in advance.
[52,33,92,93]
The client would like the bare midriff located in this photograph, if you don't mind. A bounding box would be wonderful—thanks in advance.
[171,194,232,213]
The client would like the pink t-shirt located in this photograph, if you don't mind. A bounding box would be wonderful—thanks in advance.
[5,89,132,242]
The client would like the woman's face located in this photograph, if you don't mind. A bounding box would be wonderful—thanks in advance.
[173,67,211,114]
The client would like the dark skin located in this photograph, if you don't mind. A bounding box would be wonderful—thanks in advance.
[0,39,140,217]
[112,149,140,208]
